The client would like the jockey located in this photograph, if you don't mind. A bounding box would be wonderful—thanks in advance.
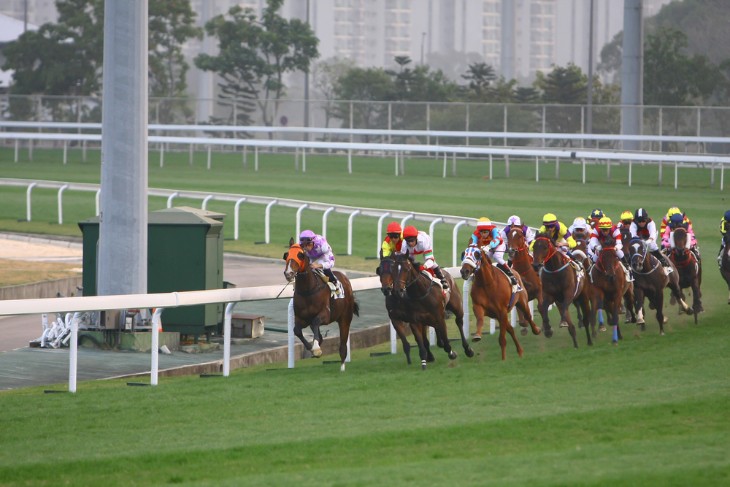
[381,221,404,258]
[618,210,634,246]
[532,213,576,256]
[398,225,449,290]
[588,208,604,230]
[471,217,519,287]
[659,206,689,235]
[569,217,593,260]
[718,210,730,264]
[663,212,700,261]
[299,229,343,297]
[501,215,535,247]
[588,216,632,280]
[629,208,672,271]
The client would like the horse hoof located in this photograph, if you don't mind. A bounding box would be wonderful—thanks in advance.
[340,363,346,372]
[612,340,618,346]
[421,360,427,370]
[559,321,569,328]
[544,329,553,338]
[640,324,646,332]
[465,348,475,358]
[520,328,528,336]
[448,351,457,360]
[471,334,482,342]
[311,348,323,358]
[599,325,607,332]
[663,317,669,324]
[636,318,645,325]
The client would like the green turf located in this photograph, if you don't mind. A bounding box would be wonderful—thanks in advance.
[0,146,728,486]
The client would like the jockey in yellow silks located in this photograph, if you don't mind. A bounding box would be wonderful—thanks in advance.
[530,213,576,255]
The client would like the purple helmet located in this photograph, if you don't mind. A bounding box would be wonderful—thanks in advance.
[299,229,316,244]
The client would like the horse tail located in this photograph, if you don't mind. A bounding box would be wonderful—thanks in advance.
[353,299,360,317]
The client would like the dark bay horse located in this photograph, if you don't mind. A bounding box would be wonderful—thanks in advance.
[390,253,474,369]
[669,227,703,323]
[719,236,730,304]
[506,226,543,332]
[531,233,592,348]
[572,236,605,331]
[627,237,688,334]
[460,246,541,360]
[589,237,636,344]
[378,256,433,365]
[283,242,360,371]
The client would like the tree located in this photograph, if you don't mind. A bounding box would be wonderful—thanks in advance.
[311,57,355,131]
[461,62,497,102]
[534,64,587,138]
[332,67,393,138]
[195,0,319,128]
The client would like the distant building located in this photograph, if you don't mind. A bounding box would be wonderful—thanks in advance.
[0,12,39,92]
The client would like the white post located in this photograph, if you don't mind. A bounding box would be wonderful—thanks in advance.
[233,197,246,240]
[95,190,101,216]
[452,220,468,267]
[57,184,69,225]
[628,160,633,187]
[390,320,397,354]
[151,308,163,386]
[288,299,296,368]
[376,212,391,259]
[264,200,277,244]
[489,154,493,180]
[166,192,178,208]
[442,153,447,178]
[535,156,539,182]
[223,302,234,377]
[206,146,212,170]
[348,150,352,174]
[68,313,79,393]
[159,144,164,168]
[63,141,68,165]
[462,278,471,337]
[674,162,678,190]
[295,203,309,239]
[322,207,335,239]
[201,195,213,211]
[255,146,259,171]
[347,210,361,255]
[490,318,496,335]
[25,182,36,222]
[582,158,586,184]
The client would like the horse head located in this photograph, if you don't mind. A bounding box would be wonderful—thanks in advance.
[460,246,481,280]
[393,253,420,299]
[628,238,648,272]
[672,227,689,258]
[377,256,396,296]
[506,227,526,259]
[530,233,554,269]
[597,235,618,279]
[283,242,308,282]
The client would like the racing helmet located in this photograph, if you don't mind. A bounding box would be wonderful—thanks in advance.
[543,213,558,228]
[590,208,604,220]
[620,210,633,222]
[299,229,316,244]
[476,217,494,231]
[634,208,649,222]
[403,225,418,239]
[669,213,684,227]
[507,215,522,226]
[667,206,682,218]
[572,217,588,230]
[597,216,613,229]
[724,210,730,221]
[386,221,402,234]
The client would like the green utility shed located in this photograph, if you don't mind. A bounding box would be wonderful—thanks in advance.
[78,207,225,336]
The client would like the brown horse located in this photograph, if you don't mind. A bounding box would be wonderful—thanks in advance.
[531,233,592,348]
[283,242,360,371]
[571,236,604,332]
[460,246,541,360]
[589,237,635,344]
[719,236,730,304]
[377,256,434,365]
[626,237,687,334]
[506,226,543,332]
[669,227,703,323]
[390,253,474,369]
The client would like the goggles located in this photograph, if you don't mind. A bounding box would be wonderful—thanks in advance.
[387,232,401,239]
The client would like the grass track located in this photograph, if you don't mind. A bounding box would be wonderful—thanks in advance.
[1,147,729,485]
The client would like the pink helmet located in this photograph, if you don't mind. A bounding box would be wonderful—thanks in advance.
[299,229,316,243]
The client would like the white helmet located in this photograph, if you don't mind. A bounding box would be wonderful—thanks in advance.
[572,217,588,230]
[507,215,522,226]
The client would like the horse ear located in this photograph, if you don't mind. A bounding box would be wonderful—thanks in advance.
[375,266,381,275]
[379,249,384,259]
[282,252,288,260]
[289,237,295,247]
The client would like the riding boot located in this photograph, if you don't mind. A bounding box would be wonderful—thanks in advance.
[324,268,343,296]
[652,249,673,273]
[621,261,634,282]
[433,266,449,290]
[497,263,519,288]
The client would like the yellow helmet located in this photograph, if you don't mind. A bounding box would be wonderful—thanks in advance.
[543,213,558,225]
[667,207,682,218]
[598,216,613,229]
[620,210,633,221]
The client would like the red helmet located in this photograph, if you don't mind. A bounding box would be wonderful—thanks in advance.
[403,225,418,239]
[386,221,402,234]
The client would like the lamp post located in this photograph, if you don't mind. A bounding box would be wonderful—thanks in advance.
[420,32,426,65]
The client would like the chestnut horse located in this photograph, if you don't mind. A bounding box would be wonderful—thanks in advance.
[669,227,703,323]
[719,236,730,304]
[626,237,686,334]
[566,235,604,331]
[377,256,434,365]
[589,237,636,344]
[460,246,541,360]
[283,242,360,371]
[531,233,593,348]
[505,226,543,331]
[390,253,474,369]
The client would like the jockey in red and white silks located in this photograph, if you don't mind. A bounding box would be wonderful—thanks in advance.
[398,225,449,289]
[588,217,624,263]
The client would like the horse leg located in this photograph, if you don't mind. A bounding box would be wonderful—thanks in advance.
[292,323,317,356]
[472,305,486,341]
[558,301,579,349]
[449,302,475,358]
[309,322,323,358]
[499,313,523,359]
[692,281,702,324]
[577,297,593,346]
[337,320,351,372]
[669,275,691,314]
[538,294,553,338]
[654,294,666,336]
[409,323,430,370]
[391,319,412,365]
[515,296,541,336]
[433,319,457,361]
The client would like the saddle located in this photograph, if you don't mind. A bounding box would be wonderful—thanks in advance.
[313,269,345,299]
[420,269,451,304]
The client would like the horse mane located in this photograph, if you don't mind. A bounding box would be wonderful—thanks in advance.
[534,232,551,240]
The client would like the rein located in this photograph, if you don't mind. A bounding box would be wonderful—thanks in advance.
[294,270,327,297]
[535,237,570,273]
[397,260,435,301]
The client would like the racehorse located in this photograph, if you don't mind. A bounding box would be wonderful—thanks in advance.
[627,237,688,334]
[572,236,605,331]
[506,226,543,332]
[377,256,433,365]
[589,236,636,344]
[669,227,703,323]
[283,242,360,371]
[460,246,541,360]
[390,253,474,369]
[531,233,593,348]
[719,236,730,304]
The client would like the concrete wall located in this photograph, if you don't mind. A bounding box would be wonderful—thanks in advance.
[0,277,83,301]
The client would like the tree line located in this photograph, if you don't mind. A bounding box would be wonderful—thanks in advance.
[3,0,729,132]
